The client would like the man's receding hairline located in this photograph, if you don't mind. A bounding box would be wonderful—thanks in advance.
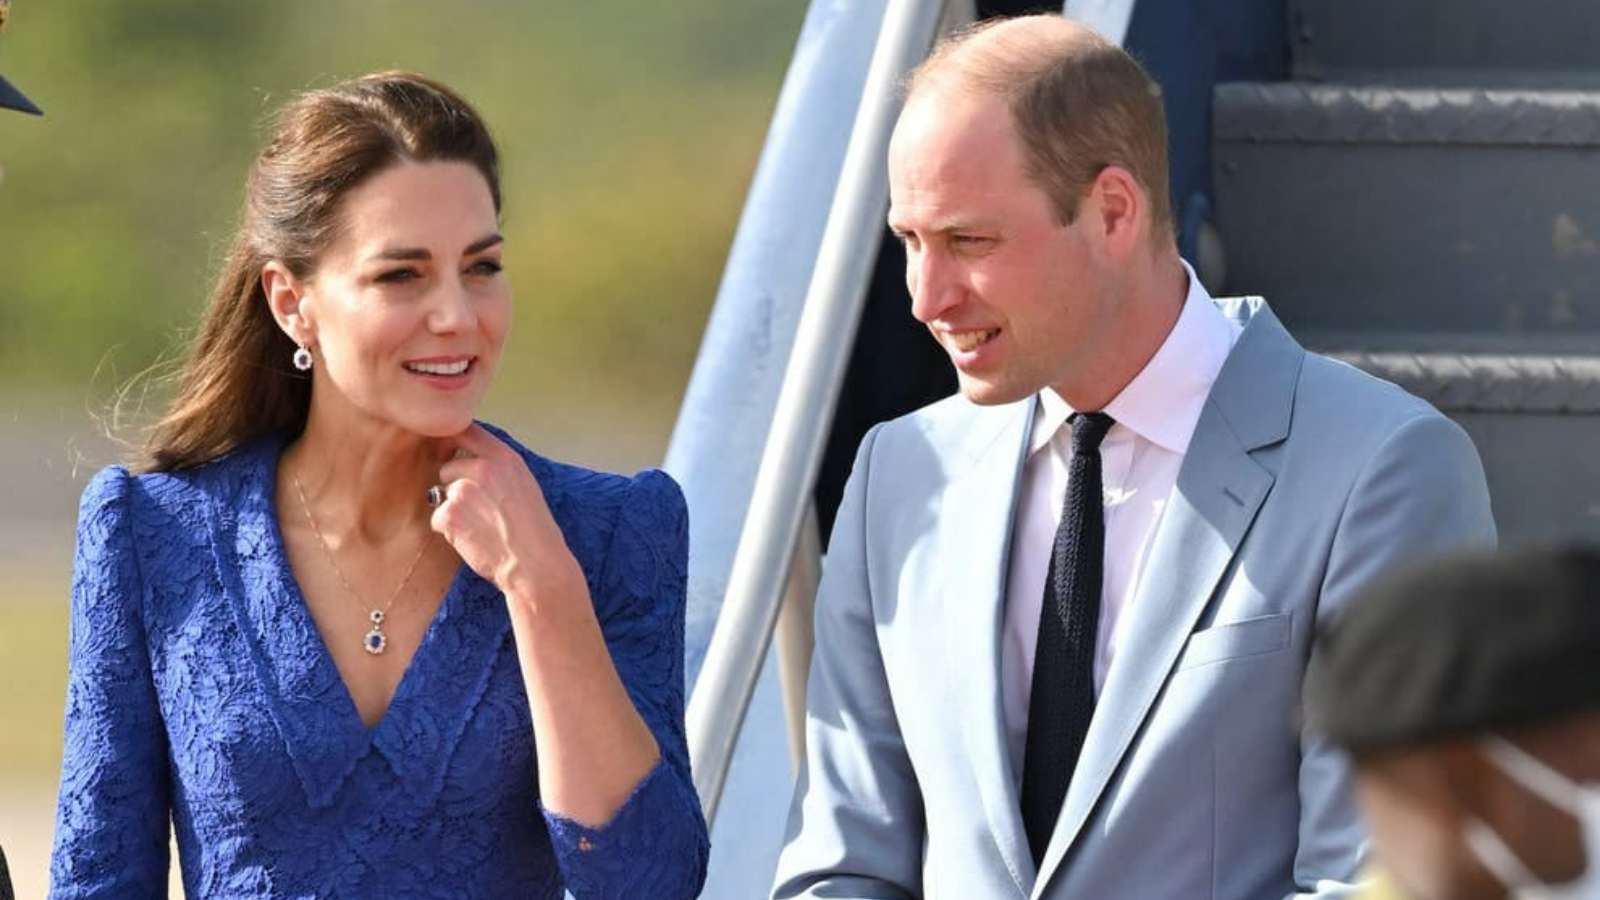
[907,15,1112,103]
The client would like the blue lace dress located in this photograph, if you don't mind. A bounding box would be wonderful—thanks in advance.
[48,428,709,899]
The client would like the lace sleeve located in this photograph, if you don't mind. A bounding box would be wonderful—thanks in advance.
[49,467,171,899]
[542,469,710,900]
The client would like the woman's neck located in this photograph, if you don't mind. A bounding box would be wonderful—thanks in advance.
[279,407,449,546]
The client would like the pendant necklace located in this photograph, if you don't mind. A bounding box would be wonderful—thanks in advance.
[292,473,430,655]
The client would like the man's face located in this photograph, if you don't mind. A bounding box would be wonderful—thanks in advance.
[887,86,1115,406]
[1357,749,1506,900]
[1356,738,1589,900]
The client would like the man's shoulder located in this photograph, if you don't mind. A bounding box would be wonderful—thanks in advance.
[1269,348,1488,514]
[1295,348,1459,443]
[1223,298,1458,451]
[877,391,983,442]
[865,391,1027,470]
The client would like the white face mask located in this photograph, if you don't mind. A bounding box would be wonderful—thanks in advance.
[1460,735,1600,900]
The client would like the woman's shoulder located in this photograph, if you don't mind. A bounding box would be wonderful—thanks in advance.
[78,434,278,523]
[479,423,687,574]
[481,422,684,511]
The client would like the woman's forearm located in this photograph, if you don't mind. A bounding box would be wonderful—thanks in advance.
[506,574,661,827]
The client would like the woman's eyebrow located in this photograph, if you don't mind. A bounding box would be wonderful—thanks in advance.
[465,233,504,255]
[369,233,503,262]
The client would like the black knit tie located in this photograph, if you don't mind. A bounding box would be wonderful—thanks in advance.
[1020,411,1114,866]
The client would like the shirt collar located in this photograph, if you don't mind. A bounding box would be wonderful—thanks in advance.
[1028,260,1240,457]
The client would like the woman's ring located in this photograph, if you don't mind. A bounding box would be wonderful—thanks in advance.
[426,485,445,508]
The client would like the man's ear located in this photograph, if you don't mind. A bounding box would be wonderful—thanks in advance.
[262,261,314,347]
[1087,165,1146,259]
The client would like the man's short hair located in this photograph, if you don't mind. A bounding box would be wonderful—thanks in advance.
[906,15,1173,241]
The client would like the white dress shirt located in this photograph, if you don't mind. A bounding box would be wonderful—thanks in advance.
[1000,264,1241,783]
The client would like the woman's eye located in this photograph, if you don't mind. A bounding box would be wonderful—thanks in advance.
[375,268,420,284]
[469,259,504,276]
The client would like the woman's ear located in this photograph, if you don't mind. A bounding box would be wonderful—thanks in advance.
[262,261,314,346]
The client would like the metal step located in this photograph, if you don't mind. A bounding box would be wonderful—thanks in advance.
[1313,69,1600,92]
[1213,81,1600,337]
[1312,345,1600,542]
[1315,347,1600,414]
[1289,0,1600,80]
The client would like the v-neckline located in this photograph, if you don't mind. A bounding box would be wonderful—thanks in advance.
[262,445,472,734]
[206,434,516,810]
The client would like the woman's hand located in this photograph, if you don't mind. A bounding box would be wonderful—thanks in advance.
[431,424,586,608]
[434,425,662,828]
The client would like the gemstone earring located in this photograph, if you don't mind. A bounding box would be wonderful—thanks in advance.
[293,344,313,371]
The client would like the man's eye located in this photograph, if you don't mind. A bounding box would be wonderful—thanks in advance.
[376,268,420,284]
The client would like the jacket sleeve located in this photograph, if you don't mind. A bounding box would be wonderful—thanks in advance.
[541,469,710,900]
[771,424,924,899]
[49,467,172,899]
[1290,412,1496,898]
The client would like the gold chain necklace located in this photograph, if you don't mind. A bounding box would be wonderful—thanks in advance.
[291,473,430,656]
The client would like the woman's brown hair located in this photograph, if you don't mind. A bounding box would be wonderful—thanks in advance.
[135,71,500,472]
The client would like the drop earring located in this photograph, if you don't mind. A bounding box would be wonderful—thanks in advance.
[293,344,313,371]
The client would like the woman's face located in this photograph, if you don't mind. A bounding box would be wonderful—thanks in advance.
[292,159,509,438]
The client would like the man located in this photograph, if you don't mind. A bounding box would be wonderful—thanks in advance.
[772,14,1495,900]
[1306,546,1600,900]
[0,0,42,116]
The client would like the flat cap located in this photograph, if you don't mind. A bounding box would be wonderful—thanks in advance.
[1305,544,1600,756]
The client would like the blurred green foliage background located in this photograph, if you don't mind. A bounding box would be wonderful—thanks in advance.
[0,0,802,422]
[0,2,805,893]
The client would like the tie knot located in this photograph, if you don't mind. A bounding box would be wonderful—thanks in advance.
[1069,412,1115,453]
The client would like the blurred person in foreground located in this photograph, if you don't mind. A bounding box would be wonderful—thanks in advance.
[1307,546,1600,900]
[772,13,1495,899]
[0,0,42,116]
[47,72,708,899]
[2,5,38,898]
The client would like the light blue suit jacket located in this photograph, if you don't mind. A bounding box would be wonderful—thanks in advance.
[772,299,1496,899]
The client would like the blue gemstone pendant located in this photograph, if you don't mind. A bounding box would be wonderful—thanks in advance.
[363,610,387,655]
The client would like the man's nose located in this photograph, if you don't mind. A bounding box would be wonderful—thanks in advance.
[908,247,959,324]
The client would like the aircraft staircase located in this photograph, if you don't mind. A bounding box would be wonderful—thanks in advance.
[1212,0,1600,540]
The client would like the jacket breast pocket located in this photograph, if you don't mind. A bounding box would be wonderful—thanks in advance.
[1174,612,1292,672]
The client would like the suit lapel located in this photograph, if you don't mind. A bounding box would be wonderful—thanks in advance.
[1031,300,1305,897]
[940,397,1035,896]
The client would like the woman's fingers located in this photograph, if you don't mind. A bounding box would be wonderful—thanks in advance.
[436,441,549,511]
[429,428,565,597]
[437,456,487,486]
[447,423,507,460]
[429,477,483,539]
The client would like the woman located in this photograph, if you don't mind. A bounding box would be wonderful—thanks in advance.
[49,72,708,899]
